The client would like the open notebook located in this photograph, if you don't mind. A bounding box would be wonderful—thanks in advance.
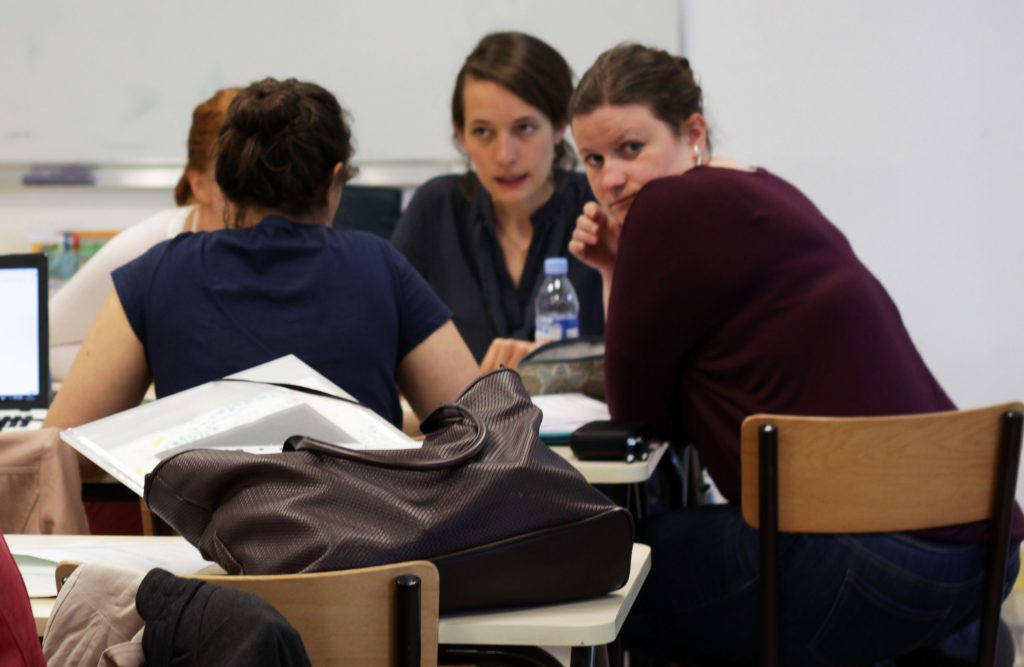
[534,393,611,444]
[60,355,418,495]
[0,253,49,431]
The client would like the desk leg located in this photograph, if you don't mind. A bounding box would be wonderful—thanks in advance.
[627,481,647,522]
[570,645,609,667]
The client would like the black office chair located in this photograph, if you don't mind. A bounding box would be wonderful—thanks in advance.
[331,185,404,239]
[741,402,1024,667]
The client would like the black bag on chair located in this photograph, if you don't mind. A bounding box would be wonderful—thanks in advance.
[144,368,634,611]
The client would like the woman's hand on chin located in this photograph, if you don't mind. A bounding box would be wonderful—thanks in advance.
[569,201,619,277]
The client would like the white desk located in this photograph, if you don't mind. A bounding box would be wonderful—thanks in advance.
[80,443,670,532]
[14,534,198,636]
[439,543,650,665]
[17,535,650,663]
[79,444,666,488]
[552,442,668,523]
[550,442,667,485]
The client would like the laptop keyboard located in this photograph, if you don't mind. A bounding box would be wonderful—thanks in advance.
[0,409,47,432]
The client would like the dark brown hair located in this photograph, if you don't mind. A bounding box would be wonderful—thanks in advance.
[215,78,357,227]
[452,31,576,172]
[569,43,711,150]
[173,87,240,206]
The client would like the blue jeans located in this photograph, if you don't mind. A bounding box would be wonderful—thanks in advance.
[622,505,1020,666]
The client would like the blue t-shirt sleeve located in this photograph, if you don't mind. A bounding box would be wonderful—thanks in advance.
[385,242,452,360]
[111,241,169,344]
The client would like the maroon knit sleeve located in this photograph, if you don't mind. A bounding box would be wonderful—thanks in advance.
[604,173,746,436]
[0,533,46,667]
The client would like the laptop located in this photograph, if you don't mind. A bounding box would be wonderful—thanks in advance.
[0,253,49,431]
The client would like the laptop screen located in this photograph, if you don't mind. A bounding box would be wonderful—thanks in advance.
[0,254,49,409]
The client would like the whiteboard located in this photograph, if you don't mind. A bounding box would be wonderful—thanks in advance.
[0,0,679,164]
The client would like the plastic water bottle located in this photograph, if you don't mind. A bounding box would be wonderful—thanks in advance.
[534,257,580,346]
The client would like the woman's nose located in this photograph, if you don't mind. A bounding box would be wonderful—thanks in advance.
[495,133,518,165]
[601,162,626,190]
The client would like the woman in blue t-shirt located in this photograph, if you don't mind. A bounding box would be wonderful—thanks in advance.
[47,78,479,437]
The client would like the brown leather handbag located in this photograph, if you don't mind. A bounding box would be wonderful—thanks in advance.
[144,368,633,611]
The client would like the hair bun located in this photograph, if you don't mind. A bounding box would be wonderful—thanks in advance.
[214,77,356,228]
[228,80,298,137]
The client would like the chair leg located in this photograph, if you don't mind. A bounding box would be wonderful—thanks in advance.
[980,411,1023,666]
[994,617,1016,667]
[758,425,780,667]
[395,575,421,667]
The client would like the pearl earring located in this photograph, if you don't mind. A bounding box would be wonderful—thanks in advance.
[692,144,704,167]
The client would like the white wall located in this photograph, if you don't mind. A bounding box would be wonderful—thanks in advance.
[680,0,1024,410]
[0,0,679,245]
[0,0,678,164]
[0,188,172,251]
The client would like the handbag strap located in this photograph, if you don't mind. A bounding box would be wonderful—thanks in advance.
[284,403,488,471]
[220,377,487,470]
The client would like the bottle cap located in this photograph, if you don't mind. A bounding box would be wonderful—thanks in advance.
[544,257,569,275]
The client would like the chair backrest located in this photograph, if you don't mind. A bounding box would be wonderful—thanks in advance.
[739,402,1024,667]
[55,560,440,667]
[741,402,1024,533]
[331,184,404,239]
[188,561,440,667]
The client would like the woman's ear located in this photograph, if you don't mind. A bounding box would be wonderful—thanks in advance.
[187,167,222,208]
[185,169,205,205]
[681,112,708,150]
[323,162,345,222]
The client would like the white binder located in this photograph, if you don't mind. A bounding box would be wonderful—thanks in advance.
[60,355,417,496]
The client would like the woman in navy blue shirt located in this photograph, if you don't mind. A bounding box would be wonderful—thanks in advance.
[392,32,603,371]
[47,78,478,437]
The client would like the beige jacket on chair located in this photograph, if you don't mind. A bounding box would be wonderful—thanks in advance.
[42,563,146,667]
[0,428,89,534]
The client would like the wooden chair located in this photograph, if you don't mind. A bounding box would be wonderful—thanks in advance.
[56,560,440,667]
[740,402,1024,667]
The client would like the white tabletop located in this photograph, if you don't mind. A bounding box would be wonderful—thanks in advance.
[550,442,667,484]
[18,535,651,649]
[16,534,198,636]
[438,543,651,647]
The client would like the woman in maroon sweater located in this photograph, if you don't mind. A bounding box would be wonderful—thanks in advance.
[568,43,1020,666]
[1,532,45,667]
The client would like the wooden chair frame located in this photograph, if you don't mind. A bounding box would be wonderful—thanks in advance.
[740,402,1024,667]
[56,560,440,667]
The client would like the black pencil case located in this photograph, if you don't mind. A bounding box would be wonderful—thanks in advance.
[570,420,650,463]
